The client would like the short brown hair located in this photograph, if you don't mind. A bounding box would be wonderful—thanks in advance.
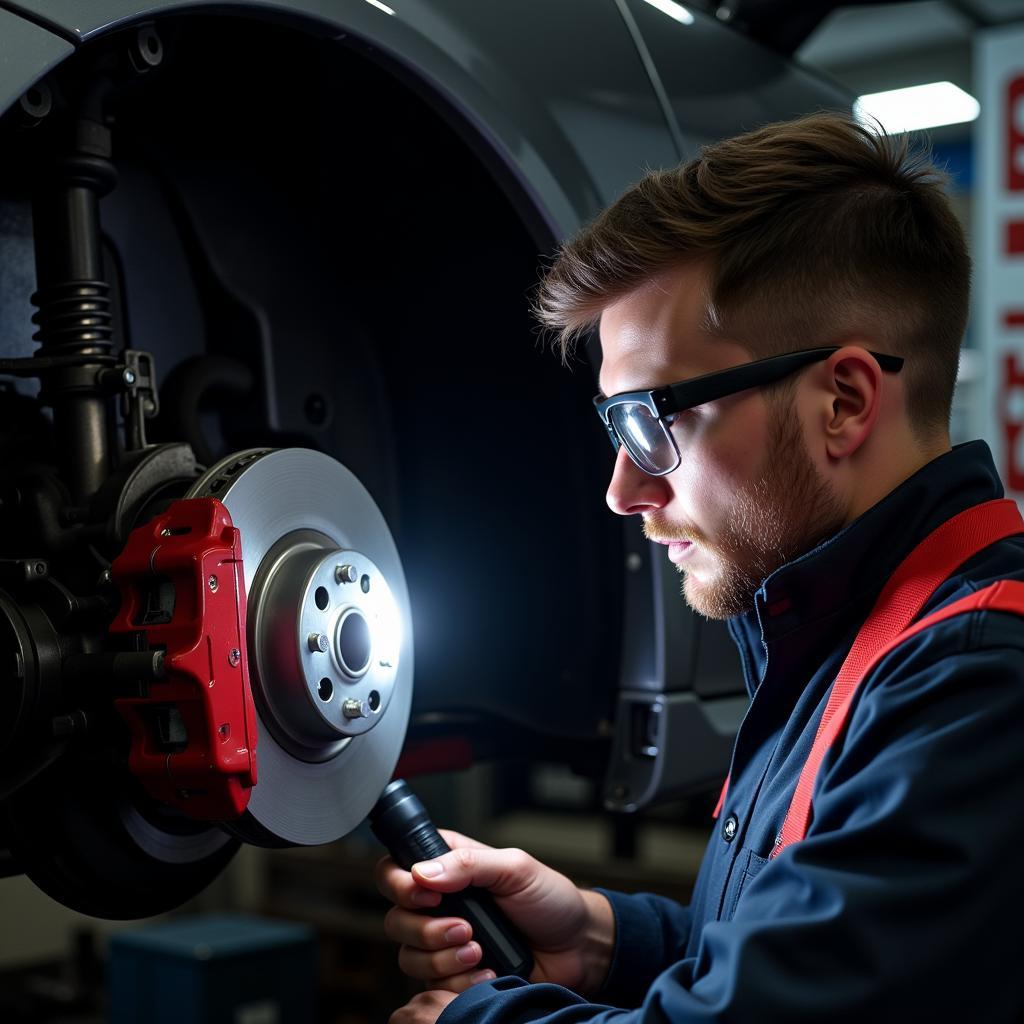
[534,112,970,436]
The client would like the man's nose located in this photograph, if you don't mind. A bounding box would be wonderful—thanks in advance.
[606,446,671,516]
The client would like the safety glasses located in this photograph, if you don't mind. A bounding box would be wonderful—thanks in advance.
[593,347,904,476]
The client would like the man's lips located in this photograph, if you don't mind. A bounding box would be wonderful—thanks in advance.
[649,537,696,563]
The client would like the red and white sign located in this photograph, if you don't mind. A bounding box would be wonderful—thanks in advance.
[976,26,1024,506]
[1007,73,1024,192]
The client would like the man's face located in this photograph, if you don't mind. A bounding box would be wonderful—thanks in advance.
[598,264,846,619]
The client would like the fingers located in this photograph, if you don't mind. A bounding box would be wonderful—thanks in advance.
[384,905,497,991]
[384,906,472,949]
[397,937,484,981]
[375,854,441,910]
[424,969,497,994]
[388,990,459,1024]
[410,845,537,898]
[377,831,518,998]
[375,831,504,907]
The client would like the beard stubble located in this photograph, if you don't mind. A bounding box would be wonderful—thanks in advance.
[647,403,847,620]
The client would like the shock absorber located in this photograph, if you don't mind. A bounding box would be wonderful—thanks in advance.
[30,78,118,506]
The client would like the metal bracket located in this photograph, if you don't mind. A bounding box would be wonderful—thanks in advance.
[120,349,159,450]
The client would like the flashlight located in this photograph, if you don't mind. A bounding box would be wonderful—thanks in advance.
[370,778,534,979]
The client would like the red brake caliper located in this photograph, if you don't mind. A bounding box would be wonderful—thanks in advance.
[110,497,258,819]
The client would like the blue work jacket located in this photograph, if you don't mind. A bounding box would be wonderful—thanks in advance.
[441,440,1024,1023]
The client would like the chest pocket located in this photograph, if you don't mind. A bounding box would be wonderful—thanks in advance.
[722,848,769,923]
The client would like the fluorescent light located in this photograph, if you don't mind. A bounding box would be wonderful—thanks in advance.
[854,82,979,134]
[364,0,395,14]
[641,0,695,25]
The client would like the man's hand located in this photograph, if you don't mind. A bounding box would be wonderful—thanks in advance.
[389,990,458,1024]
[376,829,614,998]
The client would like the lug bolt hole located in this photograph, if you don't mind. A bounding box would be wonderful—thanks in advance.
[368,690,380,712]
[318,678,334,702]
[314,586,330,610]
[360,574,371,593]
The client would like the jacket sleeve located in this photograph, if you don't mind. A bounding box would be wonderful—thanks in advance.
[591,889,693,1008]
[436,889,693,1023]
[438,640,1024,1023]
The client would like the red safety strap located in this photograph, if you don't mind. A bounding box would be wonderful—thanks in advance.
[710,499,1024,835]
[771,498,1024,856]
[773,577,1024,855]
[712,776,729,820]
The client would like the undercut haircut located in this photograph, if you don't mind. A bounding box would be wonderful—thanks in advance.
[534,112,970,437]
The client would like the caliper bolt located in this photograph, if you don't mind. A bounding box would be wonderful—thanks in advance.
[308,632,330,653]
[335,564,358,584]
[228,648,241,667]
[208,575,219,592]
[342,698,370,720]
[123,368,137,386]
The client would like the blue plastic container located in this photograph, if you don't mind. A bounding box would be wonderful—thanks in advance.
[108,914,316,1024]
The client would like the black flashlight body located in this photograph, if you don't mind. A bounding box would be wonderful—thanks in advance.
[370,778,535,980]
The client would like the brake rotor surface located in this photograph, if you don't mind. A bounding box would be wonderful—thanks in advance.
[187,448,412,846]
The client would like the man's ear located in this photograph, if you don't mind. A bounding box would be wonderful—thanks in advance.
[820,346,883,460]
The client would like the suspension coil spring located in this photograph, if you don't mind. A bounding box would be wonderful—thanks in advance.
[30,280,113,353]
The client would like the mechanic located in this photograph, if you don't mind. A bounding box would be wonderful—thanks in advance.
[376,112,1024,1023]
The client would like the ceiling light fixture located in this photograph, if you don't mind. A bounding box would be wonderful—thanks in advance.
[641,0,695,26]
[853,81,980,134]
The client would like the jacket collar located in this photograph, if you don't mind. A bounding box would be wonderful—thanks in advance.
[726,440,1005,698]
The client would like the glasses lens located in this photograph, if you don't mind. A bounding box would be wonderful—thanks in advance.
[609,403,678,475]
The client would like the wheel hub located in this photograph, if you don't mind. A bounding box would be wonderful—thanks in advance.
[251,536,401,757]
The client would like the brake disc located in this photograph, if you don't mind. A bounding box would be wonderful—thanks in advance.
[187,448,412,846]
